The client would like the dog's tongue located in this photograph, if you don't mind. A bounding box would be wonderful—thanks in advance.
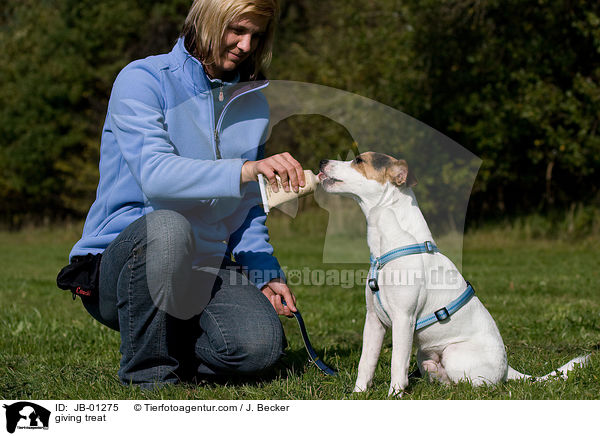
[317,172,327,181]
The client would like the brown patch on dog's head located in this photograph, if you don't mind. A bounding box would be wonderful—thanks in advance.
[386,159,418,187]
[351,152,417,187]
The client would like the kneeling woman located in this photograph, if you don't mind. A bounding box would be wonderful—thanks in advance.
[64,0,305,388]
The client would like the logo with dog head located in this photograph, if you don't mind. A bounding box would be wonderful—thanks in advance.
[3,402,50,433]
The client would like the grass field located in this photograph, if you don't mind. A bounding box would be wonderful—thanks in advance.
[1,210,598,400]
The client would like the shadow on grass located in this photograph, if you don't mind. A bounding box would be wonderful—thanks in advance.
[179,346,346,390]
[179,343,424,393]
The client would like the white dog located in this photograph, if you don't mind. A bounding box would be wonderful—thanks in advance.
[318,152,590,396]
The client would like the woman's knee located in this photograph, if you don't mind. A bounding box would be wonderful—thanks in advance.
[197,294,285,374]
[143,210,207,319]
[235,315,284,373]
[145,210,194,254]
[143,209,195,278]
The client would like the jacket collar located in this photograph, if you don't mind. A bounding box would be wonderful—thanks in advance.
[170,37,211,94]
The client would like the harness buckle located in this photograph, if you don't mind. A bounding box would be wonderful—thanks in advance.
[434,307,450,322]
[424,241,435,254]
[368,278,379,292]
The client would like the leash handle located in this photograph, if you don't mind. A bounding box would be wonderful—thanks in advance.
[282,300,337,376]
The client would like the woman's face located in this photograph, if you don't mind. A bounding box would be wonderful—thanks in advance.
[205,13,270,80]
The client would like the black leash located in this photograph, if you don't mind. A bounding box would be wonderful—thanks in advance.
[282,302,422,379]
[283,300,337,376]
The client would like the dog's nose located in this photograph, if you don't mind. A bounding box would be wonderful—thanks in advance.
[319,159,329,169]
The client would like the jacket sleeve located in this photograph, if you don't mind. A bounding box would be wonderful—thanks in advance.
[108,60,246,202]
[228,205,286,290]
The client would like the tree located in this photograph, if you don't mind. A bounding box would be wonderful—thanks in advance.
[0,0,187,226]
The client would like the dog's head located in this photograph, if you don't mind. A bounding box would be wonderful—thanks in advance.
[318,152,417,200]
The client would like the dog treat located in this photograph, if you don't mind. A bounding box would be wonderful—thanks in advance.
[258,170,319,214]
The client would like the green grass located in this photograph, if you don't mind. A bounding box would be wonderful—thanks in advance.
[1,212,599,400]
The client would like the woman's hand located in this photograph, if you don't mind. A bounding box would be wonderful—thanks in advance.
[241,152,305,193]
[261,278,297,317]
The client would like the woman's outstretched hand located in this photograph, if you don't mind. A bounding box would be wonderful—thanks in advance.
[241,152,305,193]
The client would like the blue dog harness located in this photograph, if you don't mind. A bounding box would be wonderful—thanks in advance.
[368,241,475,331]
[276,241,474,377]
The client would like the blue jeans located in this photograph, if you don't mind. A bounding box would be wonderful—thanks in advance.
[82,210,284,388]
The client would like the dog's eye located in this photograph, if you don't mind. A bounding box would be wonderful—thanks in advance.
[354,157,363,164]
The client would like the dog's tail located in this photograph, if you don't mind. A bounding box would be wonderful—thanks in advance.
[506,354,591,381]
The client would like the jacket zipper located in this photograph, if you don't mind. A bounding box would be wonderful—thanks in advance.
[214,129,221,159]
[212,81,269,160]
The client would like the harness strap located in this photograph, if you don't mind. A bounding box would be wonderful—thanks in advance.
[367,241,475,331]
[376,240,438,266]
[369,241,439,288]
[415,283,475,330]
[367,241,439,324]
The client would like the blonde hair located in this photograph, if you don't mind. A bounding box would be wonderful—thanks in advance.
[181,0,280,80]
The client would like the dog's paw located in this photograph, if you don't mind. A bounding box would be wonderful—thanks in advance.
[353,384,369,393]
[388,385,404,398]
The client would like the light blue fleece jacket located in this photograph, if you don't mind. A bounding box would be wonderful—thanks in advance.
[70,37,283,289]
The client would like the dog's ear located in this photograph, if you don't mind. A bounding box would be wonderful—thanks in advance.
[388,160,417,187]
